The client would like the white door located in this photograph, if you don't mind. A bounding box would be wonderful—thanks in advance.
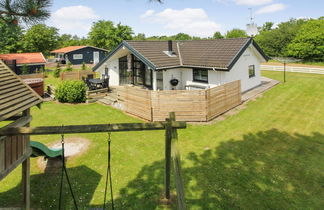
[93,51,99,64]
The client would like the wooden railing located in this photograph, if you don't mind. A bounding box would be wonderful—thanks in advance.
[118,80,242,122]
[60,70,95,80]
[86,88,109,103]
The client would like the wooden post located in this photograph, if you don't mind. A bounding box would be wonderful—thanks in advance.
[22,157,30,210]
[22,109,30,210]
[169,112,186,210]
[164,118,171,200]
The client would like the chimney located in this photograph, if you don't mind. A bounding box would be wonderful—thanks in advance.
[168,40,173,52]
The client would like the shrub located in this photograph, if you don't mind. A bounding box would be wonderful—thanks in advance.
[53,62,61,78]
[82,62,87,70]
[65,61,73,71]
[21,64,29,74]
[55,80,87,103]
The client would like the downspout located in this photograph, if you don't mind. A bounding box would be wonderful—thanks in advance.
[176,42,183,66]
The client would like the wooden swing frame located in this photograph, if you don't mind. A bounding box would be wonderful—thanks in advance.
[0,112,187,210]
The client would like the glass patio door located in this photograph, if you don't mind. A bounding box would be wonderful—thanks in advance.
[119,56,129,85]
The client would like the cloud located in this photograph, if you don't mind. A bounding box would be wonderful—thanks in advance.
[140,9,155,18]
[256,3,286,14]
[50,5,99,36]
[140,8,222,37]
[215,0,273,6]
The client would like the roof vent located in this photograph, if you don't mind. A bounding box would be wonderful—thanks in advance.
[163,40,177,57]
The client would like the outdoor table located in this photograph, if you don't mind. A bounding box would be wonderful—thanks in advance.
[89,78,104,89]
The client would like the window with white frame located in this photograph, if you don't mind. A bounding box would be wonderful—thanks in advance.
[193,68,208,83]
[73,54,83,60]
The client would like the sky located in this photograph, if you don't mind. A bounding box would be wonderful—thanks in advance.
[46,0,324,38]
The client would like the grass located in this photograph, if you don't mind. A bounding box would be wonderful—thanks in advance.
[0,71,323,209]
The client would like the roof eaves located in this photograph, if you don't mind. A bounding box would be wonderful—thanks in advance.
[156,64,228,71]
[251,39,269,61]
[226,38,252,71]
[93,42,124,71]
[123,41,156,70]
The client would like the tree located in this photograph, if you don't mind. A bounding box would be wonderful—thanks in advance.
[0,21,23,53]
[225,29,248,38]
[213,31,224,39]
[65,61,72,71]
[21,64,28,74]
[88,20,133,50]
[287,19,324,61]
[172,33,192,40]
[259,22,274,32]
[53,62,61,78]
[254,18,307,57]
[82,62,87,70]
[22,24,59,56]
[133,33,146,40]
[0,0,51,25]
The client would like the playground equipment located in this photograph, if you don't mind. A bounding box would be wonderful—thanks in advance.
[30,141,62,158]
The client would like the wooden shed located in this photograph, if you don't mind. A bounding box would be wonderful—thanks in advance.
[0,60,43,209]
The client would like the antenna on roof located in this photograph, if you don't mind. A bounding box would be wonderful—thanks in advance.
[246,8,258,37]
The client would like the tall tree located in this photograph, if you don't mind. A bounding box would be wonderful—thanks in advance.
[0,0,51,24]
[88,20,133,50]
[259,22,274,32]
[225,29,248,38]
[254,18,307,57]
[213,31,224,39]
[172,33,192,40]
[133,33,146,40]
[0,21,23,53]
[287,19,324,61]
[22,24,59,55]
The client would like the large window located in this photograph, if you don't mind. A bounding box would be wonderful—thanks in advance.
[249,65,255,78]
[193,68,208,83]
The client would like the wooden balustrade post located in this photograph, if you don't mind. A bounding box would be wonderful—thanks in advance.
[164,117,171,200]
[169,112,186,210]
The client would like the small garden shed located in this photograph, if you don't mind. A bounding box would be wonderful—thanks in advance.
[0,60,43,209]
[51,46,108,65]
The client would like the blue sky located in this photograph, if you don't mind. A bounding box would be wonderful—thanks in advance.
[46,0,324,37]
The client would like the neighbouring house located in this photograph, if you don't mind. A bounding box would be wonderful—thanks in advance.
[0,52,46,75]
[51,46,108,65]
[93,38,268,92]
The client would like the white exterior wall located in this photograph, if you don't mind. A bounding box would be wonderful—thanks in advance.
[161,44,263,92]
[221,46,262,92]
[96,58,119,86]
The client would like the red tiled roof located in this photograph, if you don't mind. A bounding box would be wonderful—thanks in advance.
[51,46,87,53]
[0,52,46,65]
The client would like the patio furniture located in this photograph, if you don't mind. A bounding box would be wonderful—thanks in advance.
[85,78,96,90]
[89,78,105,89]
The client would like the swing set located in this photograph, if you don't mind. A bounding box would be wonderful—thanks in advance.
[0,112,187,209]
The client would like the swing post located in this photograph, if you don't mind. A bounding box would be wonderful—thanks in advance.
[164,117,172,200]
[165,112,186,210]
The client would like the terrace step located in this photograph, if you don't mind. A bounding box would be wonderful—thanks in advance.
[97,98,114,105]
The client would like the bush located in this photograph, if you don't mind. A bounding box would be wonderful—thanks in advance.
[21,64,29,74]
[65,61,73,71]
[55,80,87,103]
[53,62,61,78]
[82,62,87,70]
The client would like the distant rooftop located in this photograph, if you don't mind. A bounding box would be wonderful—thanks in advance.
[0,52,46,65]
[51,46,108,54]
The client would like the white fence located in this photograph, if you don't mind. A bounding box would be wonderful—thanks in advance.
[261,64,324,75]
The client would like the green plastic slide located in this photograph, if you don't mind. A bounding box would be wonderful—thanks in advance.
[30,141,62,158]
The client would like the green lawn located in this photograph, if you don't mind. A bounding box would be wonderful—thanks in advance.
[0,71,323,209]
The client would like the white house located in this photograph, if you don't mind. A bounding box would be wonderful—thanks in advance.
[93,38,268,92]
